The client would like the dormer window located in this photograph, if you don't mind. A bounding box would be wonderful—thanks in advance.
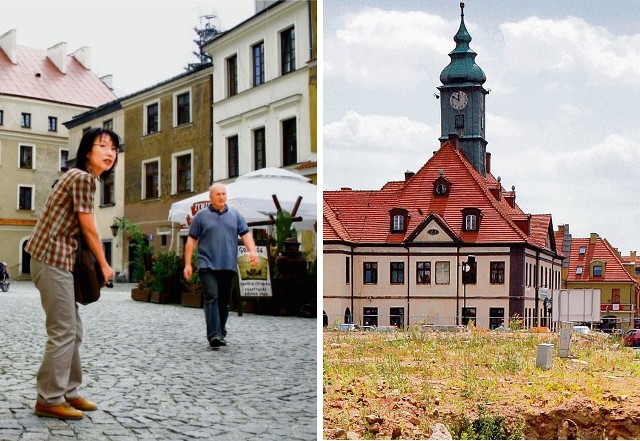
[433,174,451,197]
[461,207,482,232]
[591,260,605,277]
[576,265,583,275]
[389,208,408,233]
[579,246,586,255]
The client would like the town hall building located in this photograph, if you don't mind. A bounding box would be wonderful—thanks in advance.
[323,4,564,329]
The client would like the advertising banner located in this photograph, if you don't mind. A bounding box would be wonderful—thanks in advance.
[237,245,272,297]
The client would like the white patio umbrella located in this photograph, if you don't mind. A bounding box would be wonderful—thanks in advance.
[168,167,317,230]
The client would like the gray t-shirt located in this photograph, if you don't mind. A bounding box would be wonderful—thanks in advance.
[188,205,249,272]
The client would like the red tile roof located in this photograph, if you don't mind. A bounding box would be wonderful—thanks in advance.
[0,45,115,107]
[566,236,636,283]
[323,139,557,251]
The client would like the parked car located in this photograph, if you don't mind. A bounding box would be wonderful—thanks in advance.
[623,329,640,347]
[573,325,591,335]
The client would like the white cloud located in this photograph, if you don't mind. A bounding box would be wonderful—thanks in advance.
[324,8,454,89]
[324,111,434,189]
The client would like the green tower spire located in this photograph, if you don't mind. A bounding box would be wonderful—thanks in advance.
[438,2,489,176]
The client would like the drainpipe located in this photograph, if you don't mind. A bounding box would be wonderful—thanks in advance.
[308,0,314,61]
[350,244,354,323]
[404,244,410,327]
[456,247,461,325]
[535,250,540,327]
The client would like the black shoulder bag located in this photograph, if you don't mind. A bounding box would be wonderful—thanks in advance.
[73,235,104,305]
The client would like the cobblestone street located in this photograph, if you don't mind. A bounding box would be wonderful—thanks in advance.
[0,282,317,440]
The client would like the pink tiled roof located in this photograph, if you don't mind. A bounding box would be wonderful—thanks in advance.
[0,45,115,107]
[324,139,557,252]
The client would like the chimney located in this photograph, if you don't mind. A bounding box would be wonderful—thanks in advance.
[47,41,67,74]
[557,224,565,238]
[404,171,415,182]
[589,233,598,244]
[340,187,352,191]
[631,250,636,261]
[72,46,90,69]
[0,29,17,64]
[486,152,491,175]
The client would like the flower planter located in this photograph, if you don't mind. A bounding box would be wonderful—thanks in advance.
[131,288,150,302]
[150,291,172,304]
[181,290,203,308]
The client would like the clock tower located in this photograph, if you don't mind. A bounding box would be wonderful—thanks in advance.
[438,2,488,176]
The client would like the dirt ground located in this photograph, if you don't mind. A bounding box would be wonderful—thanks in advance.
[323,331,640,440]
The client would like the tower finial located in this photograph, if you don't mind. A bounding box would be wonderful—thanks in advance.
[460,2,464,17]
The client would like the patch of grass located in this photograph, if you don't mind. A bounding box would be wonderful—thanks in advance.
[324,329,640,439]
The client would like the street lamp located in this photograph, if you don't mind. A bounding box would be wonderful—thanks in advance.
[110,217,126,238]
[461,255,476,325]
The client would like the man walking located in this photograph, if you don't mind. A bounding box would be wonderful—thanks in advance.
[183,183,258,348]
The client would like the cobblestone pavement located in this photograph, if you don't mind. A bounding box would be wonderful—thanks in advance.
[0,282,317,440]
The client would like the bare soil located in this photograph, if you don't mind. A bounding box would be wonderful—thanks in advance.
[323,330,640,440]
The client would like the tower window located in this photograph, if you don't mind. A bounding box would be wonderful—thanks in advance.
[455,114,464,128]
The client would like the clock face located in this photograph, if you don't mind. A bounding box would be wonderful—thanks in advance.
[450,90,468,110]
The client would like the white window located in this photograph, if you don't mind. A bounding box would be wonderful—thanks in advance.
[435,261,450,285]
[393,214,404,232]
[579,246,586,255]
[576,265,583,275]
[465,214,477,231]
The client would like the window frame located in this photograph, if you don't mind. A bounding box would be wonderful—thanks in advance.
[227,135,239,178]
[48,116,58,132]
[252,41,265,87]
[100,171,115,206]
[59,148,69,172]
[19,144,35,169]
[280,26,295,75]
[144,101,160,135]
[490,261,505,284]
[174,89,191,126]
[17,185,34,210]
[435,261,450,285]
[416,261,431,284]
[141,157,161,200]
[363,262,378,284]
[0,109,4,125]
[171,149,193,194]
[21,112,31,128]
[226,54,238,97]
[282,117,297,166]
[390,262,405,285]
[254,127,266,170]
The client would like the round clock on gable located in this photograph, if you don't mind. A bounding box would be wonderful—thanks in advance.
[450,90,468,110]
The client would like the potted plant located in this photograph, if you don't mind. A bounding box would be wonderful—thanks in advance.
[150,251,181,304]
[131,270,153,302]
[181,251,203,308]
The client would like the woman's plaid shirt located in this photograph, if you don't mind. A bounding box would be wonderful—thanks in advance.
[25,168,96,271]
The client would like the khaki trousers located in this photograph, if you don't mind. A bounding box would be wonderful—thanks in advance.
[31,258,83,406]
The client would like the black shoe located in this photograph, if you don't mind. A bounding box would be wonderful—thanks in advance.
[220,338,227,346]
[209,337,222,348]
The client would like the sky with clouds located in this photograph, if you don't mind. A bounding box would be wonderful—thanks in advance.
[322,0,640,255]
[0,0,255,95]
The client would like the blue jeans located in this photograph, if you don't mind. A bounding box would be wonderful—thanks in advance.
[199,269,235,341]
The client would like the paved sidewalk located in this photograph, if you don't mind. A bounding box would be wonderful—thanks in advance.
[0,282,317,440]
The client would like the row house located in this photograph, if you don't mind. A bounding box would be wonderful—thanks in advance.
[204,0,317,183]
[557,226,639,332]
[65,64,213,281]
[0,29,115,279]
